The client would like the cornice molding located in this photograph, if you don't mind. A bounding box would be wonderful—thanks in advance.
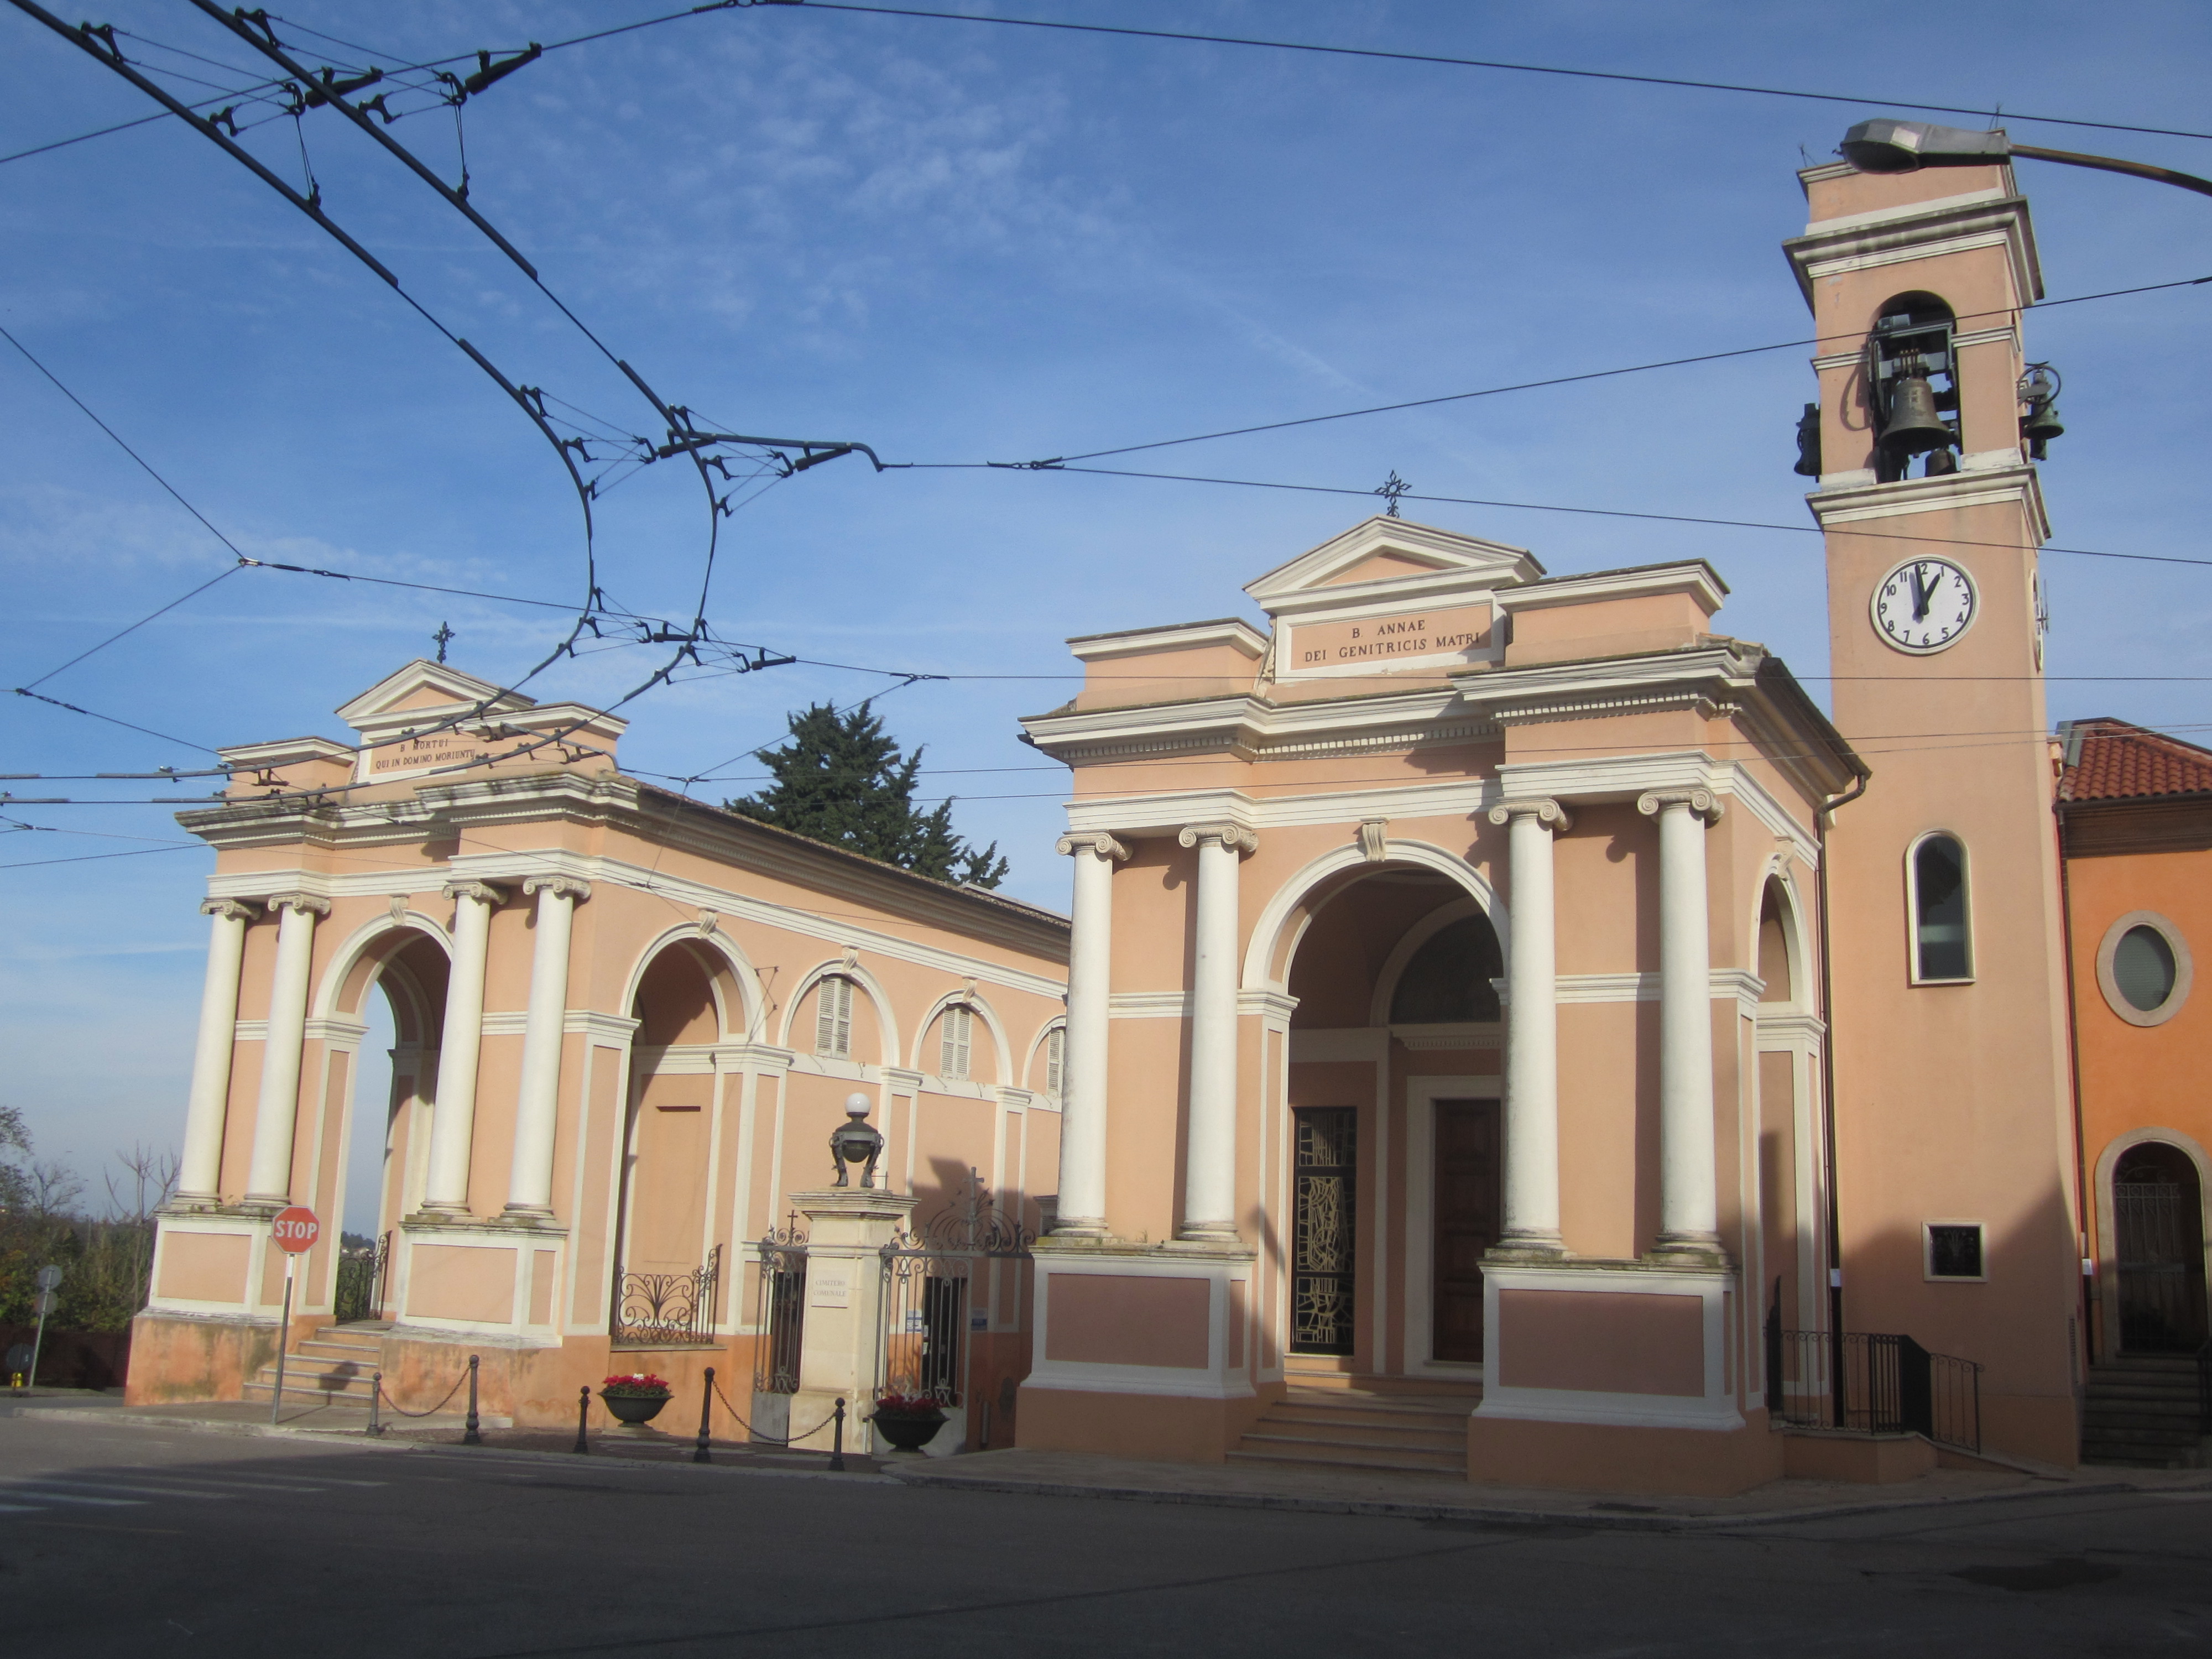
[1806,462,2052,545]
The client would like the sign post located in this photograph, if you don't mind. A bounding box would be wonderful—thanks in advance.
[268,1207,320,1425]
[27,1265,62,1390]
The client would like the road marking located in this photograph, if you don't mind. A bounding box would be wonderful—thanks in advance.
[11,1479,233,1500]
[0,1489,145,1507]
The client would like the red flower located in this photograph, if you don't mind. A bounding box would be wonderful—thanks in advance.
[872,1391,943,1416]
[601,1373,672,1395]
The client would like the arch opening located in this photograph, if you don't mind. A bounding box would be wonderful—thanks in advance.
[2112,1141,2209,1354]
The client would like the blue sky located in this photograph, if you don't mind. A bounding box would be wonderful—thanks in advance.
[3,1,2208,1223]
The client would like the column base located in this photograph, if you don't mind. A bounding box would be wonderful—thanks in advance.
[1647,1233,1728,1266]
[1047,1218,1108,1239]
[1176,1224,1240,1244]
[239,1194,289,1212]
[1488,1233,1569,1262]
[500,1203,556,1221]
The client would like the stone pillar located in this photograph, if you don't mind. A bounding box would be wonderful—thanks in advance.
[176,898,259,1204]
[1177,822,1258,1242]
[244,893,329,1206]
[1639,789,1725,1257]
[1487,797,1572,1255]
[1052,832,1128,1238]
[505,876,588,1218]
[422,880,503,1214]
[786,1187,919,1456]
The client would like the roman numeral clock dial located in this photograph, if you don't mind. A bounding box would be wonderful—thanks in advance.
[1871,557,1978,654]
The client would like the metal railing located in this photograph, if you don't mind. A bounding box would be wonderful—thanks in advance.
[610,1244,721,1347]
[1766,1323,1982,1453]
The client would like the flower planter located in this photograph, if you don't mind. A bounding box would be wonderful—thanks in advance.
[601,1391,671,1426]
[870,1410,946,1453]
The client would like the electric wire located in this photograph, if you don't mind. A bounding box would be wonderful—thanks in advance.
[794,3,2212,144]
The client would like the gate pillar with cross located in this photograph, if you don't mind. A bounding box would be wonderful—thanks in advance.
[786,1188,917,1457]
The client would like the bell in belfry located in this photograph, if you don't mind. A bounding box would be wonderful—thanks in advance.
[2019,362,2064,460]
[1879,364,1951,456]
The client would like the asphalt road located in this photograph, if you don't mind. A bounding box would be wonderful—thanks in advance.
[2,1415,2208,1657]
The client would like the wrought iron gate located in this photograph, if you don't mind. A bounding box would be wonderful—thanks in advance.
[877,1171,1034,1443]
[1291,1107,1356,1355]
[2116,1181,2207,1352]
[333,1230,389,1324]
[753,1218,807,1395]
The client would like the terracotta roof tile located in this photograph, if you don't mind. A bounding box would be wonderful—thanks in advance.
[2059,717,2212,802]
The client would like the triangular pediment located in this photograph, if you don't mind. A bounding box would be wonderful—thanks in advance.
[1243,517,1544,612]
[335,660,535,732]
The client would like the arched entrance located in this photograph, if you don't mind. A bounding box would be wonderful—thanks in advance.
[1280,863,1505,1375]
[2112,1142,2209,1353]
[324,925,451,1323]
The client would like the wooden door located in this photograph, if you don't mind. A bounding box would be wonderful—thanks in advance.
[1433,1099,1500,1362]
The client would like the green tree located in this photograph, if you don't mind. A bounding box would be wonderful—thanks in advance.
[726,702,1011,889]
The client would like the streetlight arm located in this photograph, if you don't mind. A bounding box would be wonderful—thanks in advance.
[1840,119,2212,200]
[2008,143,2212,201]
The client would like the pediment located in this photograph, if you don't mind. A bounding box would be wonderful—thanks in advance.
[335,660,535,733]
[1243,516,1544,614]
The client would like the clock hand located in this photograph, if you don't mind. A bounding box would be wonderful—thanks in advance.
[1907,565,1928,622]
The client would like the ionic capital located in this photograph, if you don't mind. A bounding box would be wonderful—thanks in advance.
[1178,822,1259,855]
[1055,831,1131,862]
[200,898,261,923]
[442,879,508,907]
[265,891,331,918]
[521,875,592,902]
[1487,797,1573,833]
[1636,788,1725,825]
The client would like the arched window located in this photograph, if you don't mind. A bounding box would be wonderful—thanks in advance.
[815,974,854,1057]
[1869,292,1959,483]
[1908,833,1973,984]
[1044,1025,1066,1097]
[938,1004,975,1080]
[1389,914,1504,1024]
[1757,881,1794,1004]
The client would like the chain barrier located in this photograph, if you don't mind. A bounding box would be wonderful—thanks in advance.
[705,1368,849,1468]
[367,1353,477,1440]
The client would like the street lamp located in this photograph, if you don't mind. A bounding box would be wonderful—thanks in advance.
[1839,119,2212,200]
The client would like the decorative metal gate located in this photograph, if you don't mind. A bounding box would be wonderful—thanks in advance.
[2116,1181,2206,1353]
[878,1171,1034,1441]
[333,1230,389,1324]
[611,1244,722,1347]
[753,1218,808,1395]
[1291,1107,1356,1355]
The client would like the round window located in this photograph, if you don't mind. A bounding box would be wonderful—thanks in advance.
[2112,925,2177,1013]
[2096,912,2192,1028]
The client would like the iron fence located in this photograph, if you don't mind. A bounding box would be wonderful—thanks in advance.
[611,1244,721,1347]
[333,1230,389,1324]
[753,1222,807,1395]
[874,1170,1036,1442]
[1765,1323,1981,1453]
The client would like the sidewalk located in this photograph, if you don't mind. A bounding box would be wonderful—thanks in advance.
[0,1387,883,1475]
[8,1389,2204,1527]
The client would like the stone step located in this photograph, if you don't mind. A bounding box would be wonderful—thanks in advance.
[1253,1415,1464,1447]
[295,1340,383,1365]
[1229,1442,1465,1475]
[1279,1389,1477,1415]
[244,1375,378,1402]
[1264,1405,1464,1433]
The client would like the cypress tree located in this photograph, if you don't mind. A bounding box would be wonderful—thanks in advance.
[725,702,1010,889]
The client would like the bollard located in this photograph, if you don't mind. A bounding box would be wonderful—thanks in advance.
[463,1354,482,1446]
[830,1396,846,1473]
[573,1384,590,1454]
[368,1371,383,1438]
[694,1366,714,1465]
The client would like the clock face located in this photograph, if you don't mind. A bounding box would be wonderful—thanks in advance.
[1872,557,1978,654]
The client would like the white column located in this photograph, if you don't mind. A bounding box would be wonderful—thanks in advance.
[244,893,330,1205]
[505,876,588,1217]
[1178,822,1258,1242]
[421,880,503,1214]
[1487,798,1572,1255]
[176,898,260,1204]
[1639,788,1725,1256]
[1052,833,1127,1237]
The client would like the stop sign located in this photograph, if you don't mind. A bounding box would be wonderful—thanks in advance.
[271,1206,320,1254]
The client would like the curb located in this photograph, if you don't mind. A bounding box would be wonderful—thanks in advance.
[879,1465,2156,1532]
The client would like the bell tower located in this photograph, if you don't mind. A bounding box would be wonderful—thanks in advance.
[1785,159,2080,1463]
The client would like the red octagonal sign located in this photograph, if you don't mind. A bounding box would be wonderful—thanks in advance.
[271,1206,320,1255]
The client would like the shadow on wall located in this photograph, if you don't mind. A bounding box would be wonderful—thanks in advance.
[3,1324,130,1389]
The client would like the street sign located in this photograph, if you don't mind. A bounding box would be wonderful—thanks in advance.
[271,1206,320,1255]
[34,1264,62,1291]
[33,1292,55,1317]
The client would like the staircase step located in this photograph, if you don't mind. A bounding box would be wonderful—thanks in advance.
[1253,1422,1463,1449]
[1229,1444,1464,1475]
[244,1377,378,1401]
